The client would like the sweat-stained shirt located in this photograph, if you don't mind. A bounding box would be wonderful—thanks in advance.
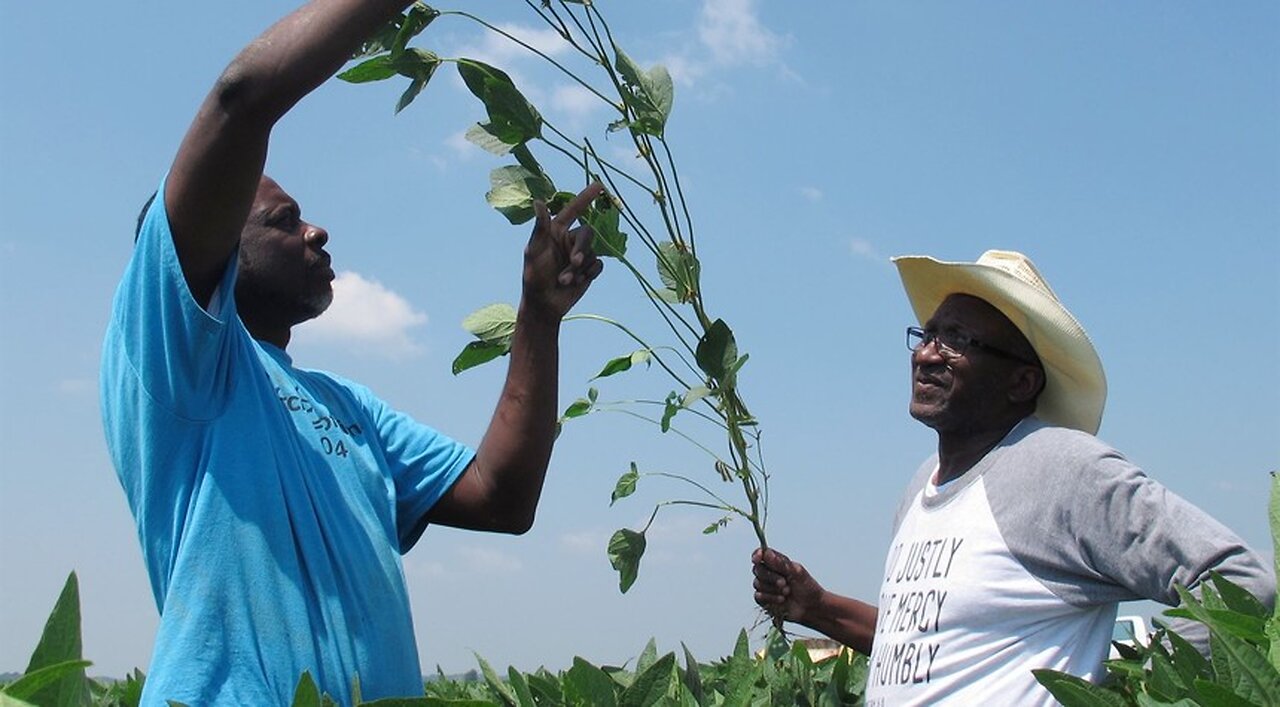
[864,417,1274,706]
[100,180,475,706]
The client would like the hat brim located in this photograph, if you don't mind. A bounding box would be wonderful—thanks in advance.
[893,255,1107,435]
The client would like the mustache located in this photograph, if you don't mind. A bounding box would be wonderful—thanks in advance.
[914,366,948,386]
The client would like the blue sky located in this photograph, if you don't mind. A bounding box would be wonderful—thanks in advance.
[1,0,1277,679]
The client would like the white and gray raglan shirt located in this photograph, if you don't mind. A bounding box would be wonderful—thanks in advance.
[864,417,1274,706]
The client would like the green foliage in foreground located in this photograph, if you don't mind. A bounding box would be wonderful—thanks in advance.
[1,572,865,706]
[1033,472,1280,706]
[7,469,1278,707]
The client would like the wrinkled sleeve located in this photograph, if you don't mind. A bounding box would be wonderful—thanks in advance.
[362,392,476,553]
[104,175,239,420]
[1068,451,1275,652]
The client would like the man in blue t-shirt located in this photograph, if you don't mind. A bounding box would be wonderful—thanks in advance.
[100,1,605,704]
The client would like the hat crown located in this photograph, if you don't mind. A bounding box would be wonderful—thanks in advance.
[976,250,1061,304]
[892,250,1108,435]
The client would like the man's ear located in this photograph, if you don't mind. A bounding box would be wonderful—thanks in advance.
[1008,365,1046,405]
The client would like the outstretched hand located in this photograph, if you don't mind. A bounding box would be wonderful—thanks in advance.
[753,547,826,625]
[522,182,606,319]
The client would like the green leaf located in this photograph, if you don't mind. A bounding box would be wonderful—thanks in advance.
[620,652,675,707]
[656,242,699,304]
[695,319,738,386]
[465,123,516,157]
[338,55,398,83]
[679,644,703,704]
[291,672,321,707]
[611,463,639,506]
[1211,572,1270,620]
[390,3,438,58]
[1166,628,1211,686]
[1031,669,1128,706]
[486,165,557,225]
[701,516,731,535]
[593,350,651,380]
[1135,697,1198,707]
[391,697,490,704]
[454,301,516,371]
[634,638,660,678]
[722,629,759,707]
[1271,472,1280,668]
[1207,631,1280,704]
[1146,652,1188,701]
[0,660,93,702]
[608,529,646,593]
[612,45,673,138]
[476,653,517,707]
[507,667,536,707]
[452,340,510,375]
[394,47,441,78]
[1271,473,1280,593]
[463,303,518,344]
[1174,585,1270,645]
[1190,678,1260,707]
[581,200,628,259]
[21,572,90,707]
[511,144,546,181]
[395,75,428,114]
[562,396,594,420]
[564,658,619,707]
[457,59,543,147]
[525,670,563,705]
[660,392,681,433]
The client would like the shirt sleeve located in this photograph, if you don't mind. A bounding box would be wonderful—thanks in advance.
[359,389,476,553]
[1066,449,1275,651]
[987,423,1276,654]
[105,175,240,420]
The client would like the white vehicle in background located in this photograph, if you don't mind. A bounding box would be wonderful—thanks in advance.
[1110,615,1151,659]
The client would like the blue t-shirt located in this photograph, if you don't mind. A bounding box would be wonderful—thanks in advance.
[100,180,475,705]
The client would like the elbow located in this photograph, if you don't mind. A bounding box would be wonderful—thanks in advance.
[496,507,537,536]
[210,64,256,119]
[208,60,286,125]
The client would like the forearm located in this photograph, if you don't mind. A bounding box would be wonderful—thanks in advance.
[166,0,415,300]
[799,592,880,656]
[214,0,412,121]
[469,299,562,533]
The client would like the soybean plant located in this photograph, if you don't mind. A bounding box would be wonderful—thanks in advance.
[340,1,771,594]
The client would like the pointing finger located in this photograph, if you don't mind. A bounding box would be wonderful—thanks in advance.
[554,182,605,228]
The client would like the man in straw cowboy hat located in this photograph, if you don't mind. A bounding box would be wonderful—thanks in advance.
[752,250,1274,705]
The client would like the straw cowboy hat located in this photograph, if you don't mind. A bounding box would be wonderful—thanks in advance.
[892,250,1107,435]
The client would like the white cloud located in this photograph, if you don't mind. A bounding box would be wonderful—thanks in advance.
[473,23,570,66]
[559,528,609,555]
[658,52,707,88]
[445,129,477,159]
[403,557,449,580]
[459,545,524,574]
[697,0,785,67]
[849,237,889,267]
[294,271,427,358]
[551,83,606,127]
[798,186,823,203]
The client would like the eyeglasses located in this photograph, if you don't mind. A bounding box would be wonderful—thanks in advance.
[906,326,1039,366]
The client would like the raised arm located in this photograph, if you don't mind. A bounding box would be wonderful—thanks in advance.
[165,0,415,306]
[753,548,880,655]
[426,184,605,534]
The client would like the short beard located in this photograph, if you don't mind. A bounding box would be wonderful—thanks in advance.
[234,278,333,329]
